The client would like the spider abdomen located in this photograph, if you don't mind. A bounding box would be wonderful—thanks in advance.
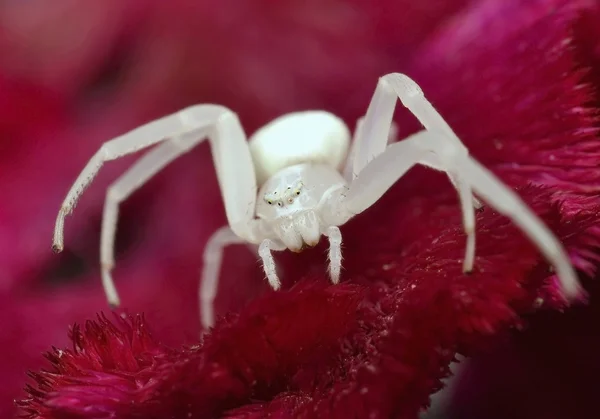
[249,111,350,185]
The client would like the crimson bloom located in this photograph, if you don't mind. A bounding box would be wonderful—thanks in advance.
[3,0,600,418]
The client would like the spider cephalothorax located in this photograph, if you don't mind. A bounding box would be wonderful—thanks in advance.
[52,73,582,329]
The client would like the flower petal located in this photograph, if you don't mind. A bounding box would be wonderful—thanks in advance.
[10,0,600,418]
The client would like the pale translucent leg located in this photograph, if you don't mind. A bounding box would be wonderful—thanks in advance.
[446,175,483,209]
[455,178,476,273]
[342,131,482,275]
[351,79,398,176]
[341,132,430,216]
[377,73,466,149]
[416,153,478,273]
[53,105,261,312]
[335,129,581,300]
[350,73,460,177]
[462,159,581,298]
[52,113,188,252]
[200,226,247,329]
[100,131,208,306]
[342,118,364,181]
[415,151,478,272]
[324,226,342,283]
[343,117,398,181]
[258,239,287,290]
[381,73,482,207]
[349,73,480,206]
[53,104,258,253]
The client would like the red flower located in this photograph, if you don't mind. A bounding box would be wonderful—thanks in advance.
[435,3,600,417]
[4,0,600,418]
[18,315,169,419]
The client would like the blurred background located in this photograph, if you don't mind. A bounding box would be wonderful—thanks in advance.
[1,1,599,418]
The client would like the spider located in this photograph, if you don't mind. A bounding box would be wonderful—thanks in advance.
[52,73,581,329]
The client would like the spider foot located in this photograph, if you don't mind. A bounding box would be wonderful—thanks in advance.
[101,266,121,307]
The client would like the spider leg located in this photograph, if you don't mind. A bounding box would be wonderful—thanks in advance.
[343,117,398,181]
[54,105,260,308]
[258,238,287,290]
[339,131,431,217]
[201,226,247,329]
[460,158,581,299]
[377,73,466,149]
[342,118,364,181]
[54,105,257,251]
[333,130,580,299]
[100,131,212,306]
[382,73,480,208]
[413,153,478,273]
[349,73,481,207]
[349,77,399,177]
[53,113,187,253]
[455,177,476,273]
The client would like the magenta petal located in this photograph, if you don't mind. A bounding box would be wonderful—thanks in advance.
[17,194,599,418]
[19,286,363,418]
[430,4,600,416]
[401,0,600,197]
[10,0,600,418]
[17,314,172,419]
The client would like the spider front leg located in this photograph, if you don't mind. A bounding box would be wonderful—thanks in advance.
[333,130,581,299]
[459,158,582,297]
[200,226,248,329]
[455,177,477,273]
[343,117,399,181]
[348,73,482,206]
[100,130,210,306]
[53,105,261,315]
[341,72,482,271]
[364,73,577,292]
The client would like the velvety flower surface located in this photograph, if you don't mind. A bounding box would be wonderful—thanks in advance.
[3,0,600,418]
[1,1,475,416]
[442,2,600,418]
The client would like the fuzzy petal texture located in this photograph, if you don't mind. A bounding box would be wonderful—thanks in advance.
[438,4,600,418]
[7,0,600,418]
[1,1,475,415]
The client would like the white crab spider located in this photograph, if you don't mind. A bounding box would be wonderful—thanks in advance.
[52,73,581,329]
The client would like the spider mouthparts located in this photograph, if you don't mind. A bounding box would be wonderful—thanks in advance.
[290,240,320,253]
[462,268,473,275]
[51,244,64,253]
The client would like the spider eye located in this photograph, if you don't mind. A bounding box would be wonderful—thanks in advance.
[267,200,273,205]
[277,202,283,207]
[295,191,300,195]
